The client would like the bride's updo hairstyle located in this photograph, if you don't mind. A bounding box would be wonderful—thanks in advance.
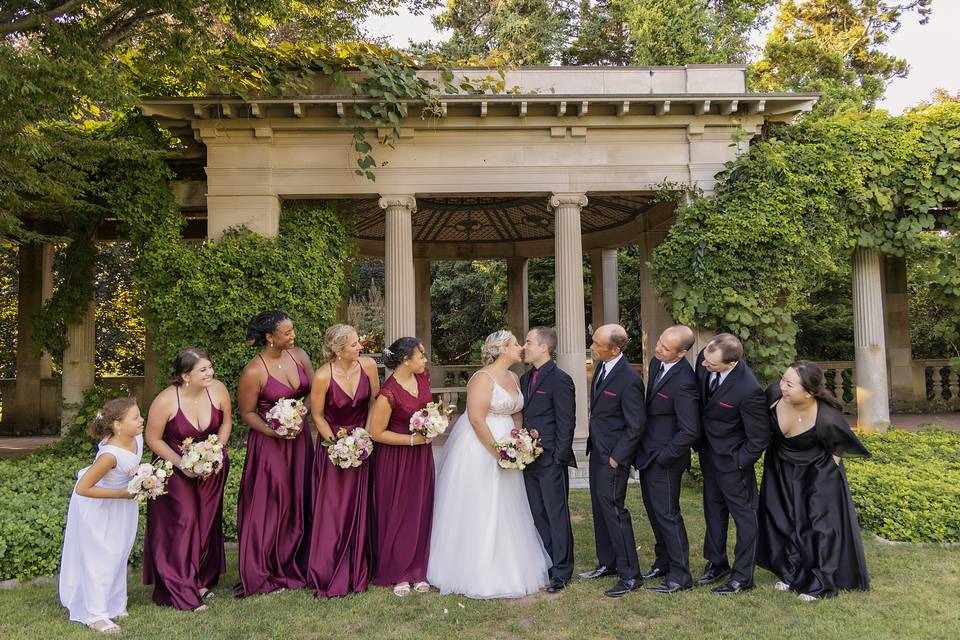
[384,337,423,369]
[480,330,513,366]
[323,324,357,362]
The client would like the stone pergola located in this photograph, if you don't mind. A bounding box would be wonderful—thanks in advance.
[3,65,916,435]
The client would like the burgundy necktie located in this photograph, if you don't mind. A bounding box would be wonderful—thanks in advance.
[530,369,540,392]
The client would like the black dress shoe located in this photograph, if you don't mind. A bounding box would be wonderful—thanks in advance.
[640,566,667,580]
[604,578,642,598]
[712,579,753,595]
[695,564,731,587]
[546,577,569,593]
[579,565,617,580]
[647,580,693,594]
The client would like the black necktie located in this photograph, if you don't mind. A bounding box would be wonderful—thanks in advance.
[595,363,606,389]
[709,372,720,396]
[654,364,665,386]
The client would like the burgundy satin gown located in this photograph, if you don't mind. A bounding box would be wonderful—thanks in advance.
[372,370,435,586]
[307,366,374,597]
[143,387,228,610]
[235,351,314,596]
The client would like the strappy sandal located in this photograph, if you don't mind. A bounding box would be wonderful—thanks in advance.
[114,611,129,619]
[413,581,431,593]
[200,588,215,600]
[88,619,121,633]
[393,582,411,597]
[774,581,791,592]
[190,603,209,612]
[797,593,818,602]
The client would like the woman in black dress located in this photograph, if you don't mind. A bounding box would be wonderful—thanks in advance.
[757,360,870,601]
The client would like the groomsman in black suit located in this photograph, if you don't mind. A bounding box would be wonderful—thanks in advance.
[580,324,646,598]
[695,333,770,594]
[520,327,577,593]
[635,325,700,593]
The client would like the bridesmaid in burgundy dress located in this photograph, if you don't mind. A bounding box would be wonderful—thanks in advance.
[235,310,315,596]
[306,324,381,598]
[143,348,232,611]
[369,337,436,597]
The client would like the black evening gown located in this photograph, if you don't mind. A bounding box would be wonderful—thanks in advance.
[757,385,870,598]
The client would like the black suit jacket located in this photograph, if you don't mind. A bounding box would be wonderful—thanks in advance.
[586,357,646,466]
[634,357,700,471]
[695,350,770,472]
[520,361,578,468]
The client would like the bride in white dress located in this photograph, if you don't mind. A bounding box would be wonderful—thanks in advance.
[427,330,551,599]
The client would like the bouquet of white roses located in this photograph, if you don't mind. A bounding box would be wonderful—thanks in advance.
[492,427,544,470]
[127,459,174,503]
[265,397,308,438]
[179,434,224,479]
[409,401,455,439]
[322,427,374,469]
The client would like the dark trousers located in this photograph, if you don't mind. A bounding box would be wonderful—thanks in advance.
[700,450,759,585]
[588,454,639,581]
[640,458,692,586]
[524,461,574,581]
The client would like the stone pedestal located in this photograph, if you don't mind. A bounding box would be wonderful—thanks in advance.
[853,248,891,432]
[380,195,417,346]
[551,193,589,437]
[62,300,97,432]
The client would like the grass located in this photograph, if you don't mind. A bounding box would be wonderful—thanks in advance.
[1,487,959,640]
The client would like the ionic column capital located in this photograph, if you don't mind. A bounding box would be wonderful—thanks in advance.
[549,193,588,209]
[378,194,418,213]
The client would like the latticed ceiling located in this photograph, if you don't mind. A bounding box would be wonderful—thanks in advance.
[338,195,656,244]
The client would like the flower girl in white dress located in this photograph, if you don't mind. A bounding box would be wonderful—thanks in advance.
[59,397,144,634]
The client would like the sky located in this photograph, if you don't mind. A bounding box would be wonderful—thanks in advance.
[364,0,959,114]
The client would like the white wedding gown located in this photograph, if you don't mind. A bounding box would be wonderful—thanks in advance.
[427,374,551,599]
[59,435,141,626]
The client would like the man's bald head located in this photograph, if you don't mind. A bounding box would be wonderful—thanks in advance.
[655,324,695,364]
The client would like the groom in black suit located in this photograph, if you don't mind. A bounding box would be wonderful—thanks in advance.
[520,327,577,593]
[635,325,700,593]
[695,333,770,594]
[580,324,646,598]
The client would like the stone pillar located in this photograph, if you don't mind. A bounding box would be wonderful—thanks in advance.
[853,248,891,432]
[9,244,48,431]
[336,298,349,324]
[507,257,529,377]
[380,195,417,347]
[590,250,604,331]
[143,327,160,401]
[206,194,281,239]
[61,300,97,432]
[551,193,589,437]
[414,259,432,363]
[601,249,619,326]
[39,244,53,377]
[882,255,914,408]
[638,231,674,371]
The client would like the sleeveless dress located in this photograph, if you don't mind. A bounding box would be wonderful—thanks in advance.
[307,366,374,597]
[235,351,314,595]
[757,386,870,598]
[143,387,228,609]
[427,373,551,598]
[371,369,435,586]
[59,434,142,625]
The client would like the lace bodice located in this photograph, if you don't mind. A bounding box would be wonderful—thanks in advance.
[487,377,524,417]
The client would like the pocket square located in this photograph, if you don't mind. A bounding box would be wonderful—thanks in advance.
[718,401,734,409]
[535,390,547,395]
[656,392,670,400]
[602,390,617,397]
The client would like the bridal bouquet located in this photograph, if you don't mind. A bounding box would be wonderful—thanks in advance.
[409,401,455,439]
[179,434,224,479]
[492,427,544,470]
[127,459,174,503]
[265,397,308,438]
[322,427,374,469]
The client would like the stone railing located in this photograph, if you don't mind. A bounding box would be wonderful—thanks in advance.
[816,359,960,412]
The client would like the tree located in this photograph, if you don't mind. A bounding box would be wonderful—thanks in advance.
[752,0,933,114]
[563,0,633,65]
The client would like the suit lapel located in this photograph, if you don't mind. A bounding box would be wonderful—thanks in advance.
[707,361,743,406]
[652,360,682,395]
[593,357,624,401]
[526,361,556,410]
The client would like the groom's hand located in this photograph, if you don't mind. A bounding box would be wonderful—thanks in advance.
[608,456,619,469]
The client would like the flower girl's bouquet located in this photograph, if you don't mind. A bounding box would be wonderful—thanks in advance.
[409,401,455,439]
[127,460,174,503]
[179,434,225,479]
[265,397,308,438]
[322,428,375,469]
[492,427,544,470]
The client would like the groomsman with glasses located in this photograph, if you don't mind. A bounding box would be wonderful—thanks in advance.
[695,333,770,594]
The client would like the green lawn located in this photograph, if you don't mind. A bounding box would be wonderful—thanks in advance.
[2,487,958,640]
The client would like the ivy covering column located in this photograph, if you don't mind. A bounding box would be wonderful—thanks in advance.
[380,195,417,347]
[853,248,891,432]
[551,193,589,437]
[61,300,96,432]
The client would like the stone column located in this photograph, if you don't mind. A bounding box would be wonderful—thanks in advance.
[206,194,281,239]
[590,250,604,331]
[143,327,160,401]
[39,244,53,377]
[380,195,417,347]
[507,257,529,377]
[336,298,349,324]
[853,248,891,432]
[414,259,432,363]
[882,255,914,408]
[61,300,97,432]
[638,231,674,371]
[551,193,589,437]
[9,244,48,431]
[601,248,619,326]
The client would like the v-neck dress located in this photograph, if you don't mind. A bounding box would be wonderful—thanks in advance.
[307,366,375,597]
[235,351,314,596]
[143,387,228,609]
